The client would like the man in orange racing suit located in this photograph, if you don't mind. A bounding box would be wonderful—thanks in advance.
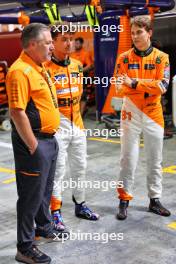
[115,16,171,220]
[45,23,99,231]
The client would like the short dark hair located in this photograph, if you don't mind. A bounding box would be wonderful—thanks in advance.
[75,37,84,44]
[21,23,49,48]
[130,16,152,32]
[50,22,73,39]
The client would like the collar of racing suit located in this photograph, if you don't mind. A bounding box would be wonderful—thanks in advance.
[51,55,71,67]
[134,45,153,57]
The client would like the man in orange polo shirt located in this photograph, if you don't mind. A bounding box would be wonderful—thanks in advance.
[71,37,93,72]
[6,23,67,264]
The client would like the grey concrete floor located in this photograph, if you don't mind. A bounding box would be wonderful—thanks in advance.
[0,114,176,264]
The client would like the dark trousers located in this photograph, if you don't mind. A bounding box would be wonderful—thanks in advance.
[11,131,58,252]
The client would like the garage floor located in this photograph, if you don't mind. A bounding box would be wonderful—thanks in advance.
[0,115,176,264]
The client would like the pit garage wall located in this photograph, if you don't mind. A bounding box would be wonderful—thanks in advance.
[153,15,176,115]
[0,31,22,67]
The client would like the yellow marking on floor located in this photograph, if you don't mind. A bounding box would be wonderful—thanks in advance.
[3,177,16,184]
[167,222,176,230]
[88,137,121,144]
[0,167,15,174]
[163,166,176,174]
[0,167,15,184]
[88,137,144,147]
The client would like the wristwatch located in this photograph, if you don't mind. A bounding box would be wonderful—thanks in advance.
[131,80,138,89]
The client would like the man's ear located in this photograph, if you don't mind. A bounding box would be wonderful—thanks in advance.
[29,39,36,49]
[149,29,153,38]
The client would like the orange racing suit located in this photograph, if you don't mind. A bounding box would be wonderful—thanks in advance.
[45,56,87,211]
[115,46,170,201]
[71,48,93,102]
[71,48,92,68]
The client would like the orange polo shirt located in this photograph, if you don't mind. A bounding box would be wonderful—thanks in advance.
[6,51,60,134]
[71,48,92,67]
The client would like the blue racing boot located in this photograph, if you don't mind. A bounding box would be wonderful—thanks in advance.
[73,196,99,221]
[52,210,65,231]
[149,198,171,217]
[116,200,129,220]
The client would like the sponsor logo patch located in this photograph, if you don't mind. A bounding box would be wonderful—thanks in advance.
[54,74,67,81]
[144,64,155,70]
[128,64,140,69]
[71,72,79,78]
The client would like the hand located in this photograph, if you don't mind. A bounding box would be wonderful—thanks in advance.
[28,141,38,155]
[122,74,133,88]
[115,74,125,91]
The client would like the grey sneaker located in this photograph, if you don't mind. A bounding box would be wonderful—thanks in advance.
[15,245,51,264]
[35,225,69,244]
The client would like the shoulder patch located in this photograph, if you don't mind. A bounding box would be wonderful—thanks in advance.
[156,56,161,64]
[123,57,129,64]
